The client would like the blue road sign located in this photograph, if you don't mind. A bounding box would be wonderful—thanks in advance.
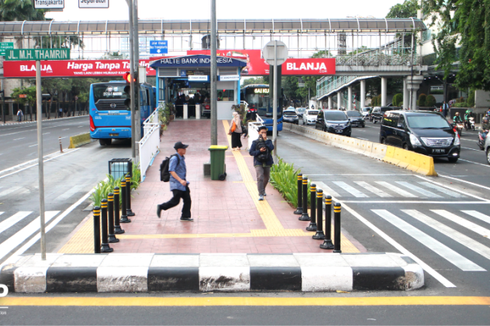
[150,40,168,54]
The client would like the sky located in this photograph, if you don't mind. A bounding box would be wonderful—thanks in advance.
[46,0,404,21]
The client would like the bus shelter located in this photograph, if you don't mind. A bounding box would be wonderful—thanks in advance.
[150,54,247,120]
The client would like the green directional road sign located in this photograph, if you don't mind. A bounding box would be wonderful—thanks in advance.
[0,42,14,56]
[5,48,70,61]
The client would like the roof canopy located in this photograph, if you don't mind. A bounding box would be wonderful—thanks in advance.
[0,18,426,36]
[150,55,247,69]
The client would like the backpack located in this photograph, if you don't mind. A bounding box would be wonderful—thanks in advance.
[160,154,180,182]
[255,140,269,163]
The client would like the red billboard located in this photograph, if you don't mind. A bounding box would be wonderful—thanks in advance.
[3,59,157,78]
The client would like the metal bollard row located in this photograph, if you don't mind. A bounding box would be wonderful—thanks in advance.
[294,175,342,252]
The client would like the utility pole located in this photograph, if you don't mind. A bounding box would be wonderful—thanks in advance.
[210,0,217,145]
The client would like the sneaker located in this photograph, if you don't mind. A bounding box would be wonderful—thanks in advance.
[263,192,267,196]
[258,195,264,201]
[156,205,162,218]
[180,216,193,221]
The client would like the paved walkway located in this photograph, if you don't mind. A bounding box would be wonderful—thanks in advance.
[58,119,361,255]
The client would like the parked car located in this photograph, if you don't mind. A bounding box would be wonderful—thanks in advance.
[379,110,460,162]
[295,107,306,118]
[346,110,365,128]
[283,109,299,124]
[361,107,372,119]
[371,106,401,123]
[303,109,319,125]
[315,109,351,137]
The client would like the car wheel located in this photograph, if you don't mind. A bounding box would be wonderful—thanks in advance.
[362,123,365,128]
[373,120,377,124]
[448,156,459,163]
[402,143,409,150]
[380,138,386,144]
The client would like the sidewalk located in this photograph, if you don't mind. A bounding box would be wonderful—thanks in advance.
[0,119,424,293]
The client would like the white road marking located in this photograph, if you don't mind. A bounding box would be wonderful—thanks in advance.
[42,132,51,135]
[333,181,368,197]
[396,181,442,198]
[313,181,341,197]
[0,211,32,235]
[458,158,490,167]
[403,209,490,261]
[55,185,83,201]
[462,147,481,152]
[0,186,21,197]
[28,144,38,147]
[0,211,59,261]
[62,128,70,131]
[354,181,393,197]
[373,209,485,272]
[418,181,465,198]
[461,210,490,225]
[13,137,25,141]
[416,175,490,201]
[375,181,418,198]
[432,210,490,238]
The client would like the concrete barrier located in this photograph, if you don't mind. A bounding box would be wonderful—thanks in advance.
[68,133,92,148]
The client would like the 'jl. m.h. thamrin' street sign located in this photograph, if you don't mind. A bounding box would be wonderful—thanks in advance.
[5,48,70,61]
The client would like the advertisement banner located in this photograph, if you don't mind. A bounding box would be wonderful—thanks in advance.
[3,59,157,78]
[187,49,268,76]
[79,0,109,8]
[34,0,64,9]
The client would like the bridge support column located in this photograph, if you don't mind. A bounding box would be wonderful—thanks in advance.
[403,78,408,110]
[347,86,352,111]
[328,96,332,109]
[381,77,387,107]
[360,80,366,109]
[407,75,424,110]
[337,91,342,109]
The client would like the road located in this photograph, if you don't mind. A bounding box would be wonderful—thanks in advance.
[0,117,133,264]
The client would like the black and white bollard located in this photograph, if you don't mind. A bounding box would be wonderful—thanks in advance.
[333,203,342,253]
[120,179,131,223]
[125,174,135,217]
[293,173,303,215]
[93,206,101,254]
[299,176,310,221]
[100,199,113,253]
[107,193,119,243]
[113,187,125,234]
[320,195,334,249]
[313,189,325,240]
[306,184,317,231]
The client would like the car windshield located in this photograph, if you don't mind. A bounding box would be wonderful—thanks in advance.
[362,108,370,112]
[346,111,361,117]
[283,111,297,116]
[406,115,451,129]
[325,111,348,120]
[296,108,306,113]
[306,110,318,116]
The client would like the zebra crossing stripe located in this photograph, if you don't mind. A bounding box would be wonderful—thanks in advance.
[375,181,418,198]
[333,181,368,198]
[431,210,490,238]
[396,181,442,198]
[372,209,485,272]
[313,182,341,197]
[354,181,392,197]
[0,211,59,261]
[0,186,22,197]
[461,211,490,225]
[403,210,490,261]
[0,212,32,235]
[418,182,465,198]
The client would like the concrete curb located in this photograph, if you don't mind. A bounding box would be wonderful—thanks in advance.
[0,253,424,293]
[283,122,437,176]
[68,133,92,148]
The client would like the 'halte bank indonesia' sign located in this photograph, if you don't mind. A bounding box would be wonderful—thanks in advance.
[33,0,65,9]
[79,0,109,8]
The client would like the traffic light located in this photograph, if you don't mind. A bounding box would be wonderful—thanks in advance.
[122,71,137,83]
[124,85,131,108]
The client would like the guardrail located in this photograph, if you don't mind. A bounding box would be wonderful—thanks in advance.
[283,122,437,176]
[138,110,160,181]
[246,115,265,150]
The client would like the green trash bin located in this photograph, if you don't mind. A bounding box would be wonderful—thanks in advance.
[208,145,228,180]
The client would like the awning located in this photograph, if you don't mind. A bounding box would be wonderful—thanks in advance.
[150,54,247,69]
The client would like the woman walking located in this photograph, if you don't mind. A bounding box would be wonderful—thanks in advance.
[228,112,243,151]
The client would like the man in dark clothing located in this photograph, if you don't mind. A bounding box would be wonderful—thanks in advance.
[157,141,192,221]
[249,126,274,201]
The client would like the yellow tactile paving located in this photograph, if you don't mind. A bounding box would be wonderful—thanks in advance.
[58,120,359,254]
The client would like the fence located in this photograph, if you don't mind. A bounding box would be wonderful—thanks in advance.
[138,109,160,181]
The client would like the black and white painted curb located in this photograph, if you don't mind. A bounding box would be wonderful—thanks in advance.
[0,253,424,293]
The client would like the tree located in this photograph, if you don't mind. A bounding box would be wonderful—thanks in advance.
[426,0,490,91]
[0,0,46,21]
[386,0,418,18]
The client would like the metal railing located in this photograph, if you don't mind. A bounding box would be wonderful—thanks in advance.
[247,115,265,150]
[138,109,160,181]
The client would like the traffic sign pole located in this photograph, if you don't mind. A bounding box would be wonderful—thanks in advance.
[273,41,278,160]
[36,61,46,260]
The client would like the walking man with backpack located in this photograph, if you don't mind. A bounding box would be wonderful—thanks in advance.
[156,141,192,221]
[249,126,274,201]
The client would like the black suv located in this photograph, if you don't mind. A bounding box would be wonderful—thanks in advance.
[379,110,460,162]
[315,110,351,136]
[346,110,365,128]
[371,106,401,123]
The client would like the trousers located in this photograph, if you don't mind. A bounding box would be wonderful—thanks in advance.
[160,186,191,218]
[254,165,271,196]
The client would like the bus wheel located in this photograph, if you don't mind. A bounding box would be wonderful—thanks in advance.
[99,139,111,146]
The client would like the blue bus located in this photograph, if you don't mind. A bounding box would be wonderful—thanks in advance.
[89,81,156,146]
[240,84,283,132]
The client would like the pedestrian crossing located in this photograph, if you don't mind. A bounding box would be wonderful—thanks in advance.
[0,210,59,262]
[312,180,468,200]
[371,208,490,273]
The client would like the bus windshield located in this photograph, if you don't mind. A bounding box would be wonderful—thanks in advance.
[93,84,128,101]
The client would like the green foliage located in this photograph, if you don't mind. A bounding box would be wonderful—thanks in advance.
[418,93,427,107]
[0,0,46,21]
[11,86,36,106]
[426,95,436,107]
[386,0,418,18]
[467,90,475,107]
[371,95,381,107]
[242,77,266,86]
[392,93,403,107]
[270,158,304,208]
[90,165,141,207]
